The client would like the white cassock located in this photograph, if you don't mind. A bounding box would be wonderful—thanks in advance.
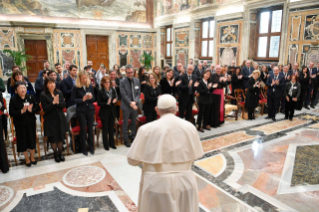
[127,113,204,212]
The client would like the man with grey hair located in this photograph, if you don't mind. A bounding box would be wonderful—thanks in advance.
[266,66,285,121]
[210,64,215,74]
[292,63,300,77]
[241,60,254,89]
[202,60,209,70]
[127,94,204,212]
[120,64,141,147]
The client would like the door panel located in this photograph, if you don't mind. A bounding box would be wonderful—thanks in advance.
[86,36,109,71]
[25,40,48,82]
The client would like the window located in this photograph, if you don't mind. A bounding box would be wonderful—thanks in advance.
[200,19,215,59]
[165,25,173,59]
[255,7,283,61]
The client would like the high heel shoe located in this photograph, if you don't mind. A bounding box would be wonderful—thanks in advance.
[25,162,32,167]
[31,160,37,165]
[59,153,65,162]
[54,153,61,163]
[110,145,117,150]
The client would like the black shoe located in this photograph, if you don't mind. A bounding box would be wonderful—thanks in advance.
[25,162,32,167]
[83,152,88,156]
[197,127,204,133]
[285,116,288,120]
[90,150,95,155]
[272,117,276,122]
[305,106,310,110]
[104,146,109,151]
[31,160,37,165]
[311,104,315,109]
[110,145,117,149]
[289,118,293,121]
[54,153,61,163]
[252,117,256,120]
[130,136,135,142]
[124,142,131,147]
[59,153,65,162]
[203,126,211,131]
[265,117,271,119]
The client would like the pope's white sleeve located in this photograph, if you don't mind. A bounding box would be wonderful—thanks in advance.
[127,158,142,166]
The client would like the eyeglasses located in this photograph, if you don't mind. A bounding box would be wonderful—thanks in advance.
[126,72,133,74]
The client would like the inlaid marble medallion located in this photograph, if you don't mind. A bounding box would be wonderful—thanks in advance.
[63,166,106,187]
[195,154,226,177]
[0,186,14,207]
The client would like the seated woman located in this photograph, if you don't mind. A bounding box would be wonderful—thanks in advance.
[40,77,68,163]
[284,75,301,121]
[245,70,261,120]
[71,71,95,156]
[10,70,35,97]
[97,76,118,151]
[9,82,39,166]
[160,69,175,95]
[196,70,214,132]
[143,73,162,123]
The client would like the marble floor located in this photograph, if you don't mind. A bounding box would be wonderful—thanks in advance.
[1,102,319,211]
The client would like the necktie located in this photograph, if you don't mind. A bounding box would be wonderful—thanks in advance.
[188,75,192,95]
[310,69,312,84]
[131,80,135,101]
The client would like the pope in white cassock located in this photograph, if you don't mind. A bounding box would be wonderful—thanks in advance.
[127,94,204,212]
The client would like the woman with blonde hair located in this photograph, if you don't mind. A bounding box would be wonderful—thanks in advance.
[143,73,162,123]
[152,66,162,81]
[245,70,261,120]
[71,71,95,156]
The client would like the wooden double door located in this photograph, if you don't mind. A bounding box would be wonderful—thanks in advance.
[25,40,48,82]
[86,35,109,71]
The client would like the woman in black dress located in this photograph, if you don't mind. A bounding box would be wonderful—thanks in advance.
[143,73,162,123]
[138,66,148,93]
[9,82,39,166]
[245,70,261,120]
[0,93,9,173]
[40,77,68,163]
[71,71,95,156]
[197,70,214,132]
[297,66,310,110]
[97,76,118,151]
[160,69,175,95]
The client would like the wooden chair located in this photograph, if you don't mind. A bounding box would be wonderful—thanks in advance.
[234,89,246,119]
[258,87,268,115]
[10,117,41,165]
[115,101,130,145]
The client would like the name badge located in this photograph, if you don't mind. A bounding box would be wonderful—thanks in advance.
[293,86,297,89]
[135,86,139,89]
[273,88,275,92]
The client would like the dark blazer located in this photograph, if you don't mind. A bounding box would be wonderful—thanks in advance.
[260,71,269,84]
[35,77,45,102]
[283,81,301,100]
[120,77,141,111]
[9,94,39,126]
[177,73,197,104]
[309,67,317,87]
[143,84,162,112]
[291,69,300,77]
[114,78,122,100]
[241,66,254,88]
[299,72,310,90]
[280,70,293,84]
[160,78,175,95]
[231,73,242,93]
[193,69,201,81]
[62,76,75,108]
[197,80,212,105]
[40,90,68,137]
[97,88,118,118]
[56,73,62,83]
[210,73,227,89]
[139,74,148,93]
[56,82,62,91]
[245,78,260,109]
[71,85,95,112]
[7,76,28,94]
[266,74,285,99]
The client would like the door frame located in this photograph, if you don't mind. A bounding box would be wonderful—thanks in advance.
[16,34,54,76]
[81,29,116,71]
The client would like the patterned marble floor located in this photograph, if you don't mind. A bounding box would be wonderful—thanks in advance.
[1,102,319,211]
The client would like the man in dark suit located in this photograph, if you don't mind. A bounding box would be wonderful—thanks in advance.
[87,60,97,76]
[54,63,63,83]
[120,64,141,147]
[308,62,318,108]
[47,70,62,91]
[62,65,77,108]
[280,65,293,113]
[174,59,182,78]
[176,64,198,122]
[38,60,51,79]
[266,67,285,121]
[35,70,48,103]
[174,62,184,79]
[313,62,319,106]
[291,63,300,77]
[109,70,121,100]
[202,60,209,70]
[241,60,254,89]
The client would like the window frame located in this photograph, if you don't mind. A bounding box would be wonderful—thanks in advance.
[165,25,173,59]
[254,6,283,61]
[200,18,215,60]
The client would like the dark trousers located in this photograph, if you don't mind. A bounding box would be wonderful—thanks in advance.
[1,114,7,140]
[76,109,94,154]
[285,96,296,119]
[197,103,210,128]
[311,84,318,106]
[179,100,193,121]
[101,114,115,149]
[122,108,138,143]
[267,95,280,118]
[144,110,157,123]
[248,107,255,119]
[305,85,313,106]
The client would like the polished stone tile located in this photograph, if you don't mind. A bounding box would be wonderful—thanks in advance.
[195,154,226,177]
[202,131,257,153]
[251,119,309,135]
